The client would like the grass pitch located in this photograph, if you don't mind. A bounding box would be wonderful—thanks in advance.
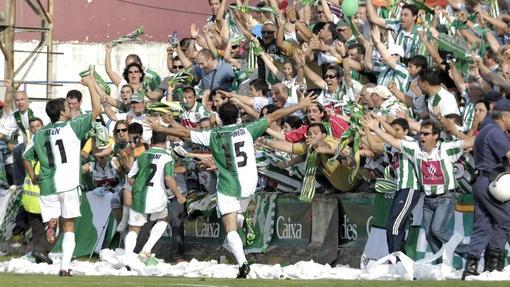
[0,274,509,287]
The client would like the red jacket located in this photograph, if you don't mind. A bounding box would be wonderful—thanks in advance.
[284,115,349,143]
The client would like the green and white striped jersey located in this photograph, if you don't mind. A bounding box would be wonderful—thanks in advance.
[400,140,464,196]
[22,113,93,196]
[179,101,210,129]
[385,20,420,59]
[462,102,476,133]
[128,147,175,214]
[190,118,269,198]
[384,136,419,190]
[460,90,475,132]
[377,62,410,92]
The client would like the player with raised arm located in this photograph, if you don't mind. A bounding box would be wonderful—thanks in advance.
[146,92,317,278]
[22,72,101,276]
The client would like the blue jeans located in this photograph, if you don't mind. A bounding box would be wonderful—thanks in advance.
[422,193,456,254]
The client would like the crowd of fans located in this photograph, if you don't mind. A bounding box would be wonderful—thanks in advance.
[1,0,510,279]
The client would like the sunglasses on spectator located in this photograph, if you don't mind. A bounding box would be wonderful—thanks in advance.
[231,45,240,49]
[128,70,140,74]
[115,128,128,133]
[173,65,184,69]
[420,132,432,136]
[325,74,338,79]
[262,31,275,34]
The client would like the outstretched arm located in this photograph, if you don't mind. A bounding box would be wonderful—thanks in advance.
[303,64,327,87]
[372,26,396,69]
[388,81,413,107]
[266,92,318,125]
[101,102,119,122]
[363,39,374,72]
[175,40,194,69]
[3,79,13,115]
[265,127,286,141]
[81,69,102,119]
[261,52,284,81]
[418,29,445,70]
[217,90,255,107]
[363,125,384,154]
[362,115,402,149]
[231,97,260,120]
[366,0,386,27]
[475,6,508,32]
[263,138,294,154]
[146,117,191,139]
[320,0,335,22]
[105,43,122,86]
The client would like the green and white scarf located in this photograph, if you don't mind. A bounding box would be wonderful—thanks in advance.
[299,150,319,202]
[80,67,111,95]
[374,166,397,194]
[111,26,144,46]
[142,68,161,92]
[331,100,365,183]
[14,108,34,131]
[13,109,34,144]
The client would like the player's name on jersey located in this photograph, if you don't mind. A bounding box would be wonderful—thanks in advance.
[227,129,246,137]
[45,127,62,136]
[148,153,162,160]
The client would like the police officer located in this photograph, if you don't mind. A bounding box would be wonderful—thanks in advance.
[462,98,510,279]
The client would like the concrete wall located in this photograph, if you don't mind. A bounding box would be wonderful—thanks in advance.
[0,41,171,122]
[0,0,212,42]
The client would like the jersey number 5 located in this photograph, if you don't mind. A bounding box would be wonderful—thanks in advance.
[44,139,67,167]
[222,142,247,170]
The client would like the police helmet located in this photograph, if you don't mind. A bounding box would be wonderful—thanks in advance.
[489,172,510,202]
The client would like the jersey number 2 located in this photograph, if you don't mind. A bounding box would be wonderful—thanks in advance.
[222,142,247,170]
[45,139,67,167]
[145,163,157,187]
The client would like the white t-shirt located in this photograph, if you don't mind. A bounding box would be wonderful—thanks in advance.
[427,87,460,121]
[0,110,31,144]
[407,77,427,116]
[253,96,272,112]
[116,110,152,143]
[282,96,303,118]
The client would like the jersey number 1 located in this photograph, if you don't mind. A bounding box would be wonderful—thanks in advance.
[45,139,67,167]
[222,142,247,170]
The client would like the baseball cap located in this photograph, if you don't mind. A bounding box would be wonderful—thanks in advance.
[336,19,350,29]
[366,85,392,99]
[130,91,145,103]
[388,44,404,58]
[494,98,510,111]
[484,90,502,103]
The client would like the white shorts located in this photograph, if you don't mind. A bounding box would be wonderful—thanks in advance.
[216,192,250,217]
[39,188,82,223]
[128,208,168,227]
